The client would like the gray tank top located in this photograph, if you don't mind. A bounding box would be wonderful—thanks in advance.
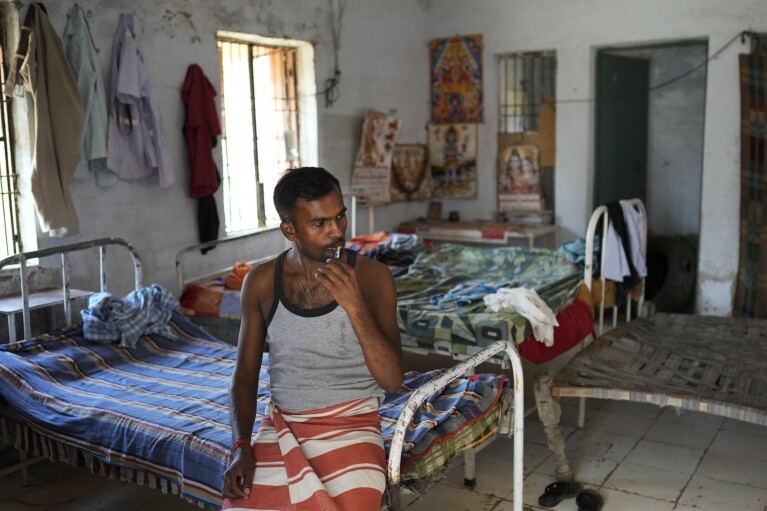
[265,250,383,412]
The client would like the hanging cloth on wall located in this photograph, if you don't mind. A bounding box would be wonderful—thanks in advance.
[181,64,222,248]
[735,53,767,317]
[63,4,117,187]
[2,3,83,237]
[106,13,175,188]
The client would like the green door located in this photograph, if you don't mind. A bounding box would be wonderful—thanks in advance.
[594,53,650,208]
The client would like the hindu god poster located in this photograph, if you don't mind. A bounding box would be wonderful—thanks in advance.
[498,143,543,211]
[429,34,483,124]
[351,110,401,204]
[428,123,477,199]
[390,144,431,202]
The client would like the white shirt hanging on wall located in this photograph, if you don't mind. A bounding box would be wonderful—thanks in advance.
[106,13,174,188]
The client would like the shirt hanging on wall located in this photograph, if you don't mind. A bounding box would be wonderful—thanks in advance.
[63,4,117,187]
[2,3,83,237]
[106,13,174,188]
[182,64,222,248]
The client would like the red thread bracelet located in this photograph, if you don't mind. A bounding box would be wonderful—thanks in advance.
[231,438,251,456]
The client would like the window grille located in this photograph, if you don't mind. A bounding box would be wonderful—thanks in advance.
[0,47,21,258]
[218,39,300,232]
[499,52,556,133]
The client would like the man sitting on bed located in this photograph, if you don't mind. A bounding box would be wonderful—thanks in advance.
[221,167,404,511]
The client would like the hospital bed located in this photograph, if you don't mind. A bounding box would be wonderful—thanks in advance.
[0,238,525,511]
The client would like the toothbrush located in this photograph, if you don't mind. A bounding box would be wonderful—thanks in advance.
[334,245,342,259]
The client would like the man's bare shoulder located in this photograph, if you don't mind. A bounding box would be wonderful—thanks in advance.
[242,256,279,295]
[355,253,395,286]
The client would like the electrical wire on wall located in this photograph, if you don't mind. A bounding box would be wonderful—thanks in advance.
[318,0,346,108]
[555,30,762,105]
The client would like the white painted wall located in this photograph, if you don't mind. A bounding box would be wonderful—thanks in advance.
[8,0,764,316]
[9,0,430,298]
[425,0,767,315]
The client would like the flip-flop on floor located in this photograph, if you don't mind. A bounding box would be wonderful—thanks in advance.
[576,489,604,511]
[538,480,583,507]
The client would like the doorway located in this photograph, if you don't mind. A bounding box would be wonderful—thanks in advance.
[595,41,707,312]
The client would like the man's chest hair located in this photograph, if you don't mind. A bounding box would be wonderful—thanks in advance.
[284,276,335,309]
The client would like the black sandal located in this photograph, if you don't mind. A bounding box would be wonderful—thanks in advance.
[576,489,604,511]
[537,480,583,507]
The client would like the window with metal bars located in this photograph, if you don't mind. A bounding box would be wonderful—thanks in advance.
[0,46,21,259]
[498,52,556,133]
[218,39,301,232]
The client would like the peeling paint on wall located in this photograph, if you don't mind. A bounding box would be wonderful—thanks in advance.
[161,9,202,44]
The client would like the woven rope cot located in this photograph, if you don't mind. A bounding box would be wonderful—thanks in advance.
[534,313,767,481]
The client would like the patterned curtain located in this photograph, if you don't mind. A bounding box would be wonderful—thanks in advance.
[735,54,767,317]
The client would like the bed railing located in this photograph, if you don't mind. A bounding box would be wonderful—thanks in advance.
[0,238,142,342]
[584,198,647,335]
[387,340,524,511]
[176,196,371,293]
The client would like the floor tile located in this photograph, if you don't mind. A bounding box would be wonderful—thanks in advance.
[1,484,75,510]
[442,459,516,498]
[678,474,767,510]
[523,418,574,447]
[601,399,664,419]
[603,460,691,502]
[643,418,718,449]
[49,501,101,511]
[695,449,767,489]
[0,473,22,495]
[564,428,639,462]
[657,407,725,428]
[133,493,203,510]
[624,439,704,475]
[475,437,551,476]
[720,418,767,438]
[535,450,618,486]
[709,429,767,461]
[76,480,165,511]
[597,487,676,511]
[582,409,656,438]
[404,483,502,511]
[33,466,111,499]
[556,398,607,428]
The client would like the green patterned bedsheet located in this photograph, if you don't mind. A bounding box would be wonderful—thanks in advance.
[396,244,581,357]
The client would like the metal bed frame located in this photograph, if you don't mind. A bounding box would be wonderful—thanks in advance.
[0,238,526,511]
[0,238,143,485]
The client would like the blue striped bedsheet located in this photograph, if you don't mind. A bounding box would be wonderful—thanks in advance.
[0,311,504,508]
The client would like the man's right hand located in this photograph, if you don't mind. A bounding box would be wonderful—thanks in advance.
[222,447,255,499]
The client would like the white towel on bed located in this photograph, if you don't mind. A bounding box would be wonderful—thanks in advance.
[483,287,559,346]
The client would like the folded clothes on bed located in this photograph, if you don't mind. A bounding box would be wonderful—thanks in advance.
[483,287,559,346]
[81,284,180,348]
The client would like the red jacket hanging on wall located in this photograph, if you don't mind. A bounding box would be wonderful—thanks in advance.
[181,64,222,199]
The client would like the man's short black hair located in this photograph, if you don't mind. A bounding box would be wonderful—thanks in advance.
[273,167,342,223]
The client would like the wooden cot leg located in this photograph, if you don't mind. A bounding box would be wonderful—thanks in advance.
[534,373,574,482]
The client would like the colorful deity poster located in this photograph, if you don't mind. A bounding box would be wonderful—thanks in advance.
[351,110,402,204]
[429,34,483,124]
[498,142,543,212]
[390,144,431,202]
[428,123,477,199]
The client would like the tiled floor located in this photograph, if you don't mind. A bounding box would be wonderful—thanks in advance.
[2,397,767,510]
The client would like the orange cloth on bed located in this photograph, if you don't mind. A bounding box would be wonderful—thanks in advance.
[225,262,252,290]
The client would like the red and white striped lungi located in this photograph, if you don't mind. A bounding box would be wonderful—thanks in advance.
[223,397,386,511]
